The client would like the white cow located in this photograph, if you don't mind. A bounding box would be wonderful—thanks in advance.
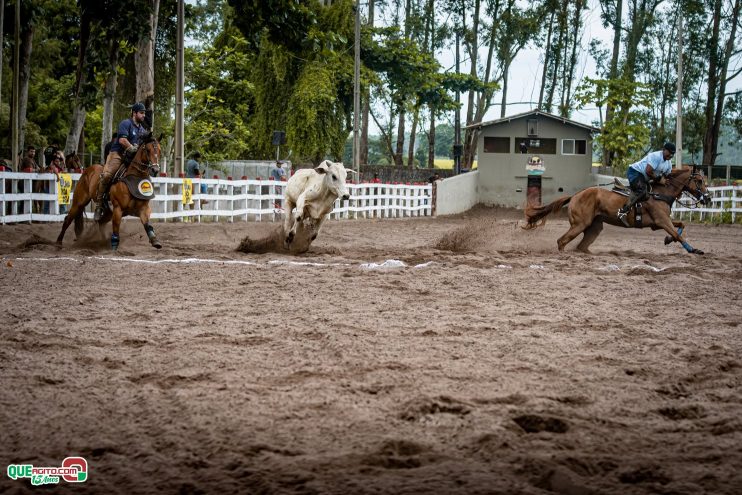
[282,160,354,246]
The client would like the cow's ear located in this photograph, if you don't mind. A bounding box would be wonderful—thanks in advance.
[314,161,330,174]
[158,133,164,142]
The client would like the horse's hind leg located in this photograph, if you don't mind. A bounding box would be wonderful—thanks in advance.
[576,218,604,253]
[139,205,161,249]
[557,226,583,251]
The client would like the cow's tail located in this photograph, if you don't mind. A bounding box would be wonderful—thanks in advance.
[522,195,572,230]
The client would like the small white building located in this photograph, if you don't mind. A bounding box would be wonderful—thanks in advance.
[466,110,600,208]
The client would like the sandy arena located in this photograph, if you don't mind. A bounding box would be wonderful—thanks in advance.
[1,207,741,494]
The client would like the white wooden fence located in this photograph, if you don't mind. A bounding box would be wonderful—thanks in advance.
[0,172,433,224]
[2,171,740,225]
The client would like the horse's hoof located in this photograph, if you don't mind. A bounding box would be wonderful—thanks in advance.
[311,234,317,241]
[664,235,673,245]
[692,248,704,255]
[151,241,162,249]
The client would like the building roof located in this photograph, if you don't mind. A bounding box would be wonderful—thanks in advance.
[465,109,601,133]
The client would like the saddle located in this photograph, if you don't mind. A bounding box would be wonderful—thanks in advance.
[611,177,630,196]
[611,177,677,228]
[104,159,156,205]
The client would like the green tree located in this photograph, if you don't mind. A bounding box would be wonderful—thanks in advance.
[184,27,254,162]
[228,0,355,163]
[575,77,653,170]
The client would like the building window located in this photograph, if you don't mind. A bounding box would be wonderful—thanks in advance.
[516,137,556,154]
[562,139,587,155]
[484,137,510,153]
[527,119,538,136]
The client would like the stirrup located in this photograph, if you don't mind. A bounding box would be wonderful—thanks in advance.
[617,209,629,227]
[94,204,105,221]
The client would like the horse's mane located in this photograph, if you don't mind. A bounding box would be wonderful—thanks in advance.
[669,165,694,178]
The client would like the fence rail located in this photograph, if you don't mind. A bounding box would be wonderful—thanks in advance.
[2,172,740,225]
[0,172,433,224]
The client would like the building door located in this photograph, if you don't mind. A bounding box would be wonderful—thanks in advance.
[527,175,542,206]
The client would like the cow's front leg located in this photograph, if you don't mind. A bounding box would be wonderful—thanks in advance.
[286,194,307,244]
[283,199,296,244]
[310,214,329,241]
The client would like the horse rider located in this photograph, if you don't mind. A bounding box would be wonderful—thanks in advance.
[617,142,675,227]
[94,102,147,221]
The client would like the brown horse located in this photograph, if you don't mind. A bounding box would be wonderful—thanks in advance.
[64,152,81,172]
[57,132,162,250]
[523,165,712,254]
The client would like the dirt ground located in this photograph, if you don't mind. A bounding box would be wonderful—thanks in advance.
[1,206,741,494]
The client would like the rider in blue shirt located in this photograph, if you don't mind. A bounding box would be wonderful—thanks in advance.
[617,142,675,226]
[94,102,147,221]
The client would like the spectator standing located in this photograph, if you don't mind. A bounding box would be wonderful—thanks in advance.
[270,161,287,208]
[20,146,38,172]
[43,154,64,214]
[270,160,287,181]
[20,147,40,213]
[186,152,208,205]
[371,173,382,183]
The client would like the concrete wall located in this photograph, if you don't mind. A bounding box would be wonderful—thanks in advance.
[435,170,479,216]
[476,116,594,208]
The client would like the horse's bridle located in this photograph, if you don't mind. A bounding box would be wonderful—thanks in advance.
[129,141,161,176]
[668,169,711,207]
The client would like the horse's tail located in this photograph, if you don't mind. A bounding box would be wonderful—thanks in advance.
[522,195,572,230]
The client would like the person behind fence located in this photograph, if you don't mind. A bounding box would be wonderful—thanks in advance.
[20,145,38,172]
[271,160,287,207]
[44,153,64,214]
[186,151,208,205]
[428,172,441,184]
[94,103,147,221]
[617,142,675,227]
[271,160,287,181]
[372,173,381,184]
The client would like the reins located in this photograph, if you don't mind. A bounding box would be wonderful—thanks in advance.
[127,140,160,177]
[664,170,708,208]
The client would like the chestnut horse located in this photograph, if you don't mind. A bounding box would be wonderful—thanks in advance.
[64,152,81,172]
[523,166,711,254]
[57,132,162,250]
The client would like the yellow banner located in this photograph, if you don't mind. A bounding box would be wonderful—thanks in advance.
[182,178,193,205]
[58,173,72,205]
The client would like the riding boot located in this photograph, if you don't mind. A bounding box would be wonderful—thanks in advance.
[617,191,640,227]
[94,172,112,222]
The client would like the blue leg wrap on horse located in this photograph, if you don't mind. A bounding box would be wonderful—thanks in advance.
[111,233,120,249]
[681,241,693,252]
[145,224,156,240]
[677,227,684,236]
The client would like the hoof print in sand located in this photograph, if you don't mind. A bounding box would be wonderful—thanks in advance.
[618,466,671,485]
[656,405,706,420]
[363,439,432,470]
[513,414,569,434]
[399,396,472,421]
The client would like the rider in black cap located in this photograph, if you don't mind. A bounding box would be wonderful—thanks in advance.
[94,103,147,221]
[617,142,676,227]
